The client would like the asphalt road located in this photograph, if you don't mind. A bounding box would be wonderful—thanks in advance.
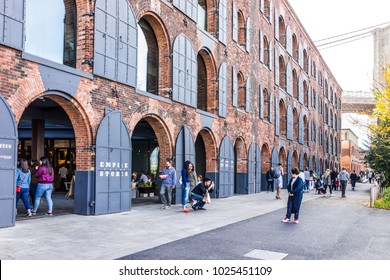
[119,185,390,260]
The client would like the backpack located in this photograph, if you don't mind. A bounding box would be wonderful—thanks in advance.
[273,169,281,179]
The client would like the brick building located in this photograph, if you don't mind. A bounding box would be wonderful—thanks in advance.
[341,129,365,173]
[0,0,342,227]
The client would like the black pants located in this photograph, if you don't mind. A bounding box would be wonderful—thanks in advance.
[267,180,274,192]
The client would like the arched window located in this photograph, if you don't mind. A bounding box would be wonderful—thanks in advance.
[292,34,298,61]
[278,16,286,48]
[279,56,286,90]
[279,100,287,138]
[137,19,159,94]
[238,11,246,47]
[263,88,270,121]
[303,80,309,107]
[237,72,245,110]
[197,53,207,111]
[303,49,309,73]
[293,69,298,100]
[263,36,270,67]
[25,0,76,67]
[198,0,207,30]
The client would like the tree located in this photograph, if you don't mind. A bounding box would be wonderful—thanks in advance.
[365,67,390,187]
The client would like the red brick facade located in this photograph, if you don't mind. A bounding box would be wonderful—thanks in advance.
[1,0,342,179]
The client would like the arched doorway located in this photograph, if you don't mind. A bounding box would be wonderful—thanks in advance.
[131,116,173,204]
[16,93,92,219]
[261,143,271,191]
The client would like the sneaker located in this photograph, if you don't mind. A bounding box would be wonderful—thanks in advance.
[45,212,53,216]
[192,206,198,211]
[182,208,190,213]
[198,207,206,210]
[160,205,166,209]
[31,210,36,216]
[293,218,299,224]
[282,218,290,223]
[26,210,32,217]
[165,206,171,209]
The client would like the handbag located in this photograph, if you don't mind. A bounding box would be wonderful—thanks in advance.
[16,173,27,193]
[202,192,211,204]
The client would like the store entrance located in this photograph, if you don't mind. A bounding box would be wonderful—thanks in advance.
[16,97,75,219]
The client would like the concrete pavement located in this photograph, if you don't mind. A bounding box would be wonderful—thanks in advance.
[0,183,373,260]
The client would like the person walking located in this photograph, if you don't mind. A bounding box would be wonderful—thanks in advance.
[275,163,284,199]
[29,159,39,208]
[303,167,310,193]
[32,157,55,216]
[350,170,358,191]
[16,159,32,217]
[323,168,333,196]
[266,167,274,192]
[282,168,304,224]
[159,159,177,209]
[180,161,191,213]
[338,167,349,198]
[58,164,68,191]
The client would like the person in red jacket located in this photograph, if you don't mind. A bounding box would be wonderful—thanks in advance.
[32,157,55,216]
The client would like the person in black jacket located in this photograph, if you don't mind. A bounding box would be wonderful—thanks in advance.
[191,177,214,211]
[266,167,275,192]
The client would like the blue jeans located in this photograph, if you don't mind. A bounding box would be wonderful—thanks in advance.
[33,183,53,213]
[304,180,310,191]
[16,188,31,211]
[181,182,190,206]
[191,192,206,209]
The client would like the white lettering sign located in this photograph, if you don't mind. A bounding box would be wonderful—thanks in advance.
[0,143,12,149]
[98,161,130,177]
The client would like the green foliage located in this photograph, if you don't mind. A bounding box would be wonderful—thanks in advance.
[374,187,390,210]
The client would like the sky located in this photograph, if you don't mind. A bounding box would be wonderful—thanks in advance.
[288,0,390,147]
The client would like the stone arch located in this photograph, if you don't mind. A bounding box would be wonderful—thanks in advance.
[261,143,271,173]
[195,127,218,178]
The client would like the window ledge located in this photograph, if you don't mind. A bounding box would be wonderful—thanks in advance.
[22,52,93,80]
[196,109,218,119]
[197,27,218,42]
[135,89,173,104]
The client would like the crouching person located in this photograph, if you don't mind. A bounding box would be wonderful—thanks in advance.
[191,177,214,211]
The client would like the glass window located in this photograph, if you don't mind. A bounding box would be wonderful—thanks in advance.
[25,0,76,67]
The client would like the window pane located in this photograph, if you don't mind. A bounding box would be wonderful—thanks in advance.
[25,0,65,64]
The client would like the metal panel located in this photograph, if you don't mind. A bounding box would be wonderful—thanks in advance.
[247,143,255,194]
[271,148,278,167]
[232,1,238,42]
[259,85,264,118]
[218,62,227,117]
[274,6,279,40]
[218,0,227,45]
[286,105,293,140]
[286,62,293,95]
[232,66,238,107]
[269,92,274,123]
[219,136,234,197]
[246,18,251,52]
[0,0,24,50]
[95,109,132,215]
[175,126,195,204]
[275,96,280,136]
[286,25,292,55]
[260,29,264,63]
[287,151,292,183]
[0,95,17,228]
[299,113,304,144]
[94,0,137,86]
[255,144,262,193]
[172,35,197,107]
[274,47,279,86]
[245,78,251,112]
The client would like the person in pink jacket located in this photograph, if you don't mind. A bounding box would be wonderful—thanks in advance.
[32,157,55,216]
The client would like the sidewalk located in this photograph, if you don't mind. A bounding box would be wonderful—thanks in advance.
[0,185,363,260]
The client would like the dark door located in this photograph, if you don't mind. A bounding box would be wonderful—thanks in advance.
[0,95,18,228]
[95,109,132,214]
